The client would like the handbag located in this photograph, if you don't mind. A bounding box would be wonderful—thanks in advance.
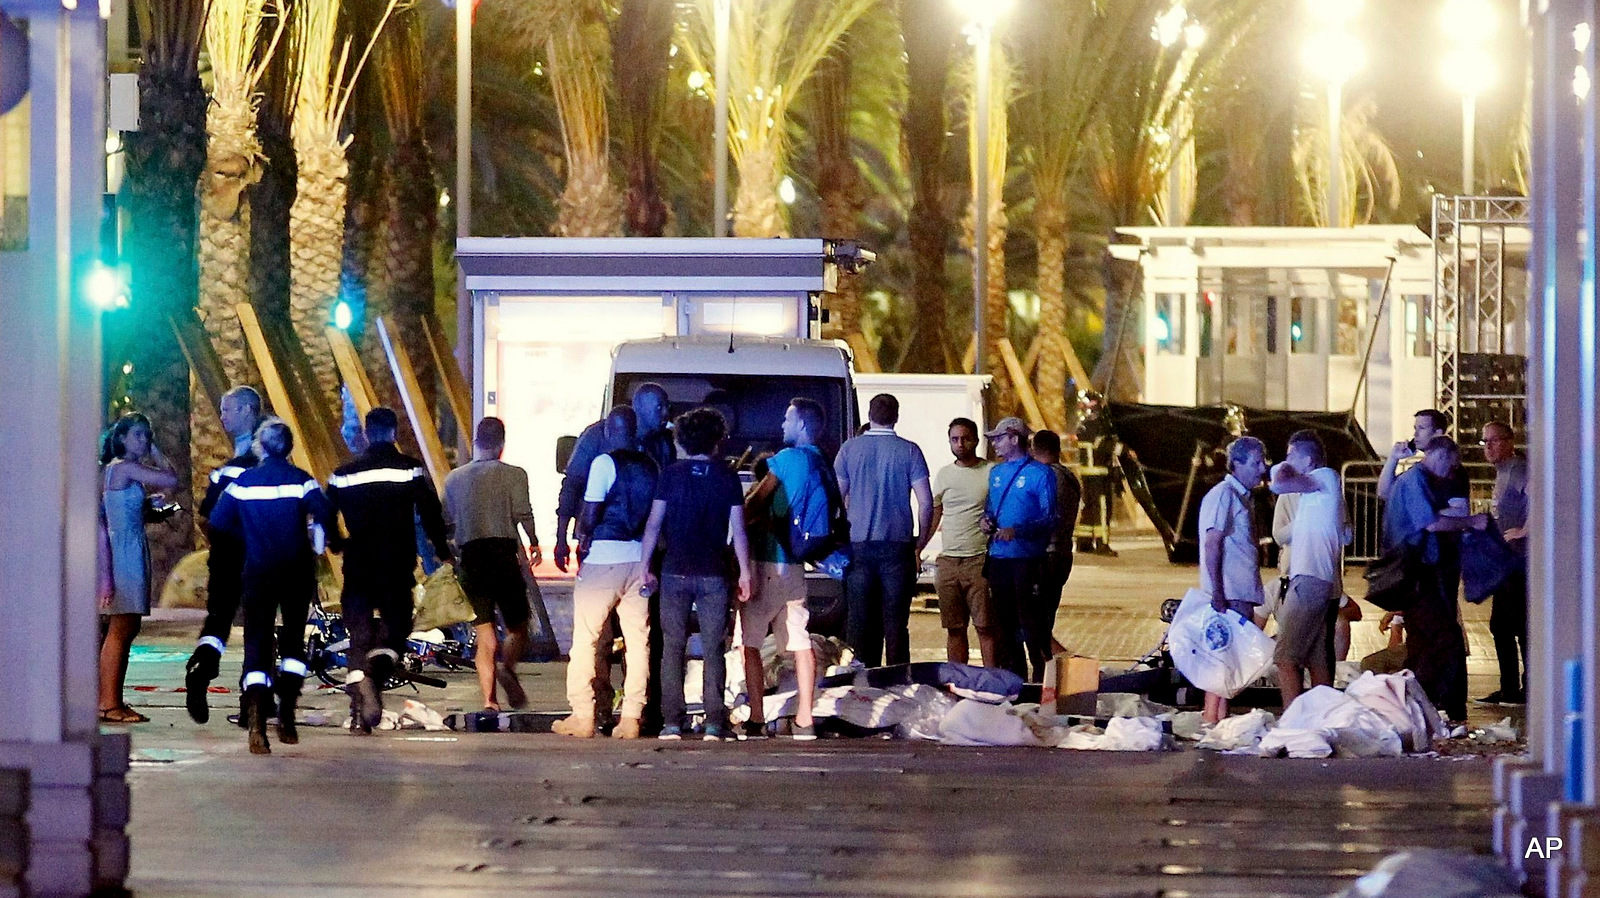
[1363,546,1418,612]
[413,563,476,631]
[1461,520,1522,604]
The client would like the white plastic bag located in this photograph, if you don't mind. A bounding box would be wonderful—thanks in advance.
[1166,588,1275,699]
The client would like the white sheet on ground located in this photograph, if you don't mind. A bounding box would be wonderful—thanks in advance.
[937,699,1040,747]
[1196,708,1275,752]
[1344,670,1446,753]
[1264,685,1402,758]
[1056,717,1166,751]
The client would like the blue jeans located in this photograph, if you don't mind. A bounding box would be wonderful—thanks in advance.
[659,574,731,730]
[844,541,916,667]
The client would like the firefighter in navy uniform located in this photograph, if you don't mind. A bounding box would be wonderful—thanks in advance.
[326,407,454,732]
[207,418,335,755]
[185,385,263,725]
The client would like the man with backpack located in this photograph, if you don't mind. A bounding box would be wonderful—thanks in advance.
[742,398,837,740]
[554,405,659,739]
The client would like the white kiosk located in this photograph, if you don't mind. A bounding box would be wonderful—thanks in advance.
[1112,225,1497,448]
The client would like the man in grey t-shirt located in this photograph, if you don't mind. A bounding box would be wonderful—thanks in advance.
[834,393,933,666]
[1479,420,1528,705]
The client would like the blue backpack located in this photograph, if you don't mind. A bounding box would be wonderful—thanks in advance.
[785,449,849,563]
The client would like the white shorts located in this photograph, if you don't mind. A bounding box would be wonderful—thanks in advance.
[740,562,811,652]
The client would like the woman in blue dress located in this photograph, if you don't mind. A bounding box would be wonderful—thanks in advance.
[99,413,178,724]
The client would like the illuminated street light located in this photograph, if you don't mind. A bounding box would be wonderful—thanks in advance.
[1302,2,1365,226]
[952,0,1016,379]
[1441,0,1497,195]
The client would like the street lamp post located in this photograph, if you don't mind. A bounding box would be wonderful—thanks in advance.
[713,0,731,237]
[1441,0,1497,195]
[1301,0,1365,227]
[455,0,473,381]
[953,0,1013,379]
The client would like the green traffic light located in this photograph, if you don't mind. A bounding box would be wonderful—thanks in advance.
[333,300,354,330]
[85,262,129,310]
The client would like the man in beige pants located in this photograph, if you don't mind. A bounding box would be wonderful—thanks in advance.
[554,406,659,739]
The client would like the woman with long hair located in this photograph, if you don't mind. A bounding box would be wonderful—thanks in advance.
[99,413,178,723]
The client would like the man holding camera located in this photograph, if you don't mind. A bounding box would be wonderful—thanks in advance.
[980,417,1057,681]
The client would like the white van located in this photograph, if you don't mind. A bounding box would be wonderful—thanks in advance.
[562,335,858,634]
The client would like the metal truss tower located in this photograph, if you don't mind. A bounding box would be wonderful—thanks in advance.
[1431,194,1531,439]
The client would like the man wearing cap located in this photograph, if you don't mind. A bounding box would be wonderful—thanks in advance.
[833,393,934,667]
[980,417,1057,681]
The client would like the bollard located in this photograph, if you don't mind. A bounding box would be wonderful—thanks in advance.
[1568,659,1584,804]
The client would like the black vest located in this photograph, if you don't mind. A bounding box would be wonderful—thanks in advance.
[592,449,659,543]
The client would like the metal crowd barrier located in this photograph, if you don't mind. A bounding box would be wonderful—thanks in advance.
[1339,459,1499,565]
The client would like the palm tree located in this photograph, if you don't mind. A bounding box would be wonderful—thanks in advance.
[288,0,397,410]
[511,1,626,238]
[1087,0,1267,400]
[1014,1,1146,429]
[897,0,959,374]
[959,41,1014,410]
[612,0,674,236]
[250,0,299,320]
[1290,96,1402,227]
[372,1,443,418]
[122,0,210,585]
[680,0,877,238]
[812,34,866,337]
[194,0,281,500]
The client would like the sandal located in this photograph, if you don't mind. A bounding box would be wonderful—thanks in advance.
[119,704,151,723]
[99,707,143,724]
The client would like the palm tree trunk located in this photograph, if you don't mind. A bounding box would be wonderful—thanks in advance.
[251,25,297,320]
[613,0,673,237]
[380,137,441,420]
[1034,197,1068,431]
[289,139,349,411]
[548,17,626,238]
[813,40,865,340]
[195,67,266,505]
[899,0,957,373]
[732,141,788,238]
[122,12,208,589]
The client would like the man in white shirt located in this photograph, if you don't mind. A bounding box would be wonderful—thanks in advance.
[1268,430,1351,707]
[554,406,658,739]
[1196,437,1268,725]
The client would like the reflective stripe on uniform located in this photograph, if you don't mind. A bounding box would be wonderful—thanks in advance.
[209,465,248,484]
[279,657,309,677]
[197,635,225,655]
[242,671,272,689]
[224,481,319,501]
[328,468,423,489]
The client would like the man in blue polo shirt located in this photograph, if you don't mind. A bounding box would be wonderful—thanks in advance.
[980,417,1057,681]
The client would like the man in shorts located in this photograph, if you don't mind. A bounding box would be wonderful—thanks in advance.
[929,417,992,665]
[1267,430,1351,707]
[443,417,540,712]
[741,398,829,740]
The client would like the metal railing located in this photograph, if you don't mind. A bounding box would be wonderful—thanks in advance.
[1340,459,1499,564]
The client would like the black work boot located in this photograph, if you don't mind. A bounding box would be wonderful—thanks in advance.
[354,655,389,732]
[245,686,272,755]
[275,674,303,745]
[184,644,220,724]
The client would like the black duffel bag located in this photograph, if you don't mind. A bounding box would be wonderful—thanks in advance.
[1363,545,1419,612]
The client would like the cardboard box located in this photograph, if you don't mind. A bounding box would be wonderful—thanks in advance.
[1045,653,1099,716]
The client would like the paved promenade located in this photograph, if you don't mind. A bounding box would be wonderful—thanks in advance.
[117,536,1510,897]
